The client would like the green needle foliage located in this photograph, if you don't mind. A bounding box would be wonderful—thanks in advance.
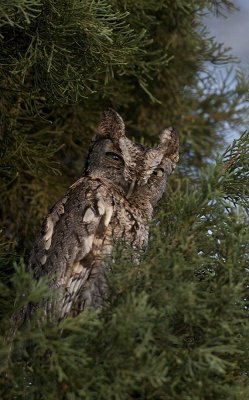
[222,131,249,210]
[0,0,249,399]
[1,140,249,399]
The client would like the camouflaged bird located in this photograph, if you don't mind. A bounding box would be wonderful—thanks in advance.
[22,109,179,323]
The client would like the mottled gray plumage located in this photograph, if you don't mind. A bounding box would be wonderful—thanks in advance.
[24,109,179,322]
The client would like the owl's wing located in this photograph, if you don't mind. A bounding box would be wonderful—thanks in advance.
[29,177,114,321]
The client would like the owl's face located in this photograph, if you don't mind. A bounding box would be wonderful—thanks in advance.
[85,109,179,212]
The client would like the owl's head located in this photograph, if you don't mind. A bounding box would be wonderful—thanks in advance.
[85,109,179,212]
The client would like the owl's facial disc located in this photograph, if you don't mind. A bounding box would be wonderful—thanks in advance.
[86,138,131,191]
[87,109,179,205]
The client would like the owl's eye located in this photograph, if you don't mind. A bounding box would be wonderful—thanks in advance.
[152,168,164,177]
[105,152,123,162]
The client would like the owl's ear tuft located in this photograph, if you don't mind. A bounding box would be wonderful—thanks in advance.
[158,127,179,163]
[97,109,125,140]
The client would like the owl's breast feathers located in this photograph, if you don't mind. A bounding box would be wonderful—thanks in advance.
[28,176,148,320]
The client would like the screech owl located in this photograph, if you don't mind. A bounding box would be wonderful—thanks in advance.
[21,109,179,323]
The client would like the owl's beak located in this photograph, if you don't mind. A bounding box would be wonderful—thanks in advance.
[126,179,136,199]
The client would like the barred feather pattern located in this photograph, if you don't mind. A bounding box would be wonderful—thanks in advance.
[21,109,179,323]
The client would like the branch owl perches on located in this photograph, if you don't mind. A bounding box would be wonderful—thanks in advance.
[18,109,179,324]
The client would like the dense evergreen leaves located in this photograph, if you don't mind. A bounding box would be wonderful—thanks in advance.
[0,0,249,399]
[1,0,248,246]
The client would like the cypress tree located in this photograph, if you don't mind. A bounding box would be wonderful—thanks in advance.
[0,1,249,399]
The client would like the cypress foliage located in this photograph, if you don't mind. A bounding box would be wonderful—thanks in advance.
[0,1,249,399]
